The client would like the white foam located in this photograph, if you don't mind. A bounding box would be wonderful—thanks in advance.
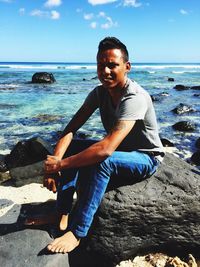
[0,64,97,70]
[133,64,200,70]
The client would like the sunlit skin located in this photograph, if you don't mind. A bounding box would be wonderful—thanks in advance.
[44,48,134,254]
[97,48,131,104]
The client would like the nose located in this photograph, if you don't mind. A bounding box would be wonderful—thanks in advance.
[104,66,111,74]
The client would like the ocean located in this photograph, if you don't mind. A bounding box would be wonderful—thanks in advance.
[0,62,199,160]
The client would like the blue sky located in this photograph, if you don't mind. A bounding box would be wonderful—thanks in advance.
[0,0,199,63]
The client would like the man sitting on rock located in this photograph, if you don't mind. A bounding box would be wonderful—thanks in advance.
[44,36,164,253]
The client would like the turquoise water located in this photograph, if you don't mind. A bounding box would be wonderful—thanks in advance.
[0,62,200,159]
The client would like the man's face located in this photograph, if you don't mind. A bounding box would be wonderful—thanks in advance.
[97,49,131,90]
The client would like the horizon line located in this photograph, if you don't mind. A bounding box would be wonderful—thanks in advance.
[0,61,200,64]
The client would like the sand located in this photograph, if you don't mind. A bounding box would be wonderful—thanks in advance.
[0,183,56,224]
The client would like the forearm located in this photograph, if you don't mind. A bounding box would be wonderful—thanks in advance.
[45,141,111,173]
[53,132,73,160]
[60,142,110,169]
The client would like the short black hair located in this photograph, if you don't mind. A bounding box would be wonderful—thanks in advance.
[98,37,129,62]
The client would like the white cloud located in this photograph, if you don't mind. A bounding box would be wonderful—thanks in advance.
[90,21,97,29]
[122,0,142,7]
[44,0,62,8]
[180,9,188,15]
[51,10,60,19]
[19,8,25,15]
[101,16,117,29]
[98,11,106,17]
[30,9,60,20]
[88,0,117,5]
[30,9,48,18]
[84,13,94,20]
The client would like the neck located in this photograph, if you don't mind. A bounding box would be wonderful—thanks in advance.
[108,78,128,97]
[109,78,128,106]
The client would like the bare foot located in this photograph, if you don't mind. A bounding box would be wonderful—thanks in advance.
[47,231,80,253]
[59,214,68,231]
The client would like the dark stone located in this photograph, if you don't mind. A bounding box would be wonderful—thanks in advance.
[86,153,200,264]
[195,138,200,149]
[5,137,53,169]
[172,121,196,132]
[194,93,200,97]
[0,202,106,267]
[174,84,189,90]
[191,86,200,90]
[32,72,56,83]
[0,155,8,172]
[191,151,200,165]
[0,228,69,267]
[160,138,174,147]
[91,76,98,80]
[151,92,169,102]
[168,77,174,82]
[171,103,195,115]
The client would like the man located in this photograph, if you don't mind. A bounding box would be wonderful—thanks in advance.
[44,37,164,253]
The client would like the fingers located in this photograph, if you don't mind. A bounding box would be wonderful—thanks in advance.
[44,155,61,173]
[46,179,57,193]
[43,174,58,193]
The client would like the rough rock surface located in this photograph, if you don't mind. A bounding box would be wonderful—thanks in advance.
[0,228,69,267]
[9,161,44,186]
[5,137,53,169]
[191,151,200,166]
[31,72,56,83]
[171,103,195,115]
[172,121,196,131]
[86,153,200,265]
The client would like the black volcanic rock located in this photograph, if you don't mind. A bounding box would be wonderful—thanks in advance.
[174,84,189,90]
[5,137,53,169]
[171,103,195,115]
[172,121,196,132]
[191,151,200,166]
[86,153,200,264]
[32,72,56,83]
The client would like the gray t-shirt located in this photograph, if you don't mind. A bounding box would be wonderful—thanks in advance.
[84,78,164,154]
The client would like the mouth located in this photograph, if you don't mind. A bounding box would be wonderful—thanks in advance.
[102,77,113,82]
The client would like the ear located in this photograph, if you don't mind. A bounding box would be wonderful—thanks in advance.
[125,61,131,72]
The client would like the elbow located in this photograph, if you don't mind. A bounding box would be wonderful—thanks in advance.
[99,147,114,158]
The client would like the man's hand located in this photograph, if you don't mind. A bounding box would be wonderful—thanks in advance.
[45,155,62,174]
[43,173,60,193]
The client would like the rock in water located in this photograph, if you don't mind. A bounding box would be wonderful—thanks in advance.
[31,72,56,83]
[86,153,200,264]
[172,121,196,131]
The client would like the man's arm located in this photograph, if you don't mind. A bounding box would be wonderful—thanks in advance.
[43,103,95,192]
[45,120,135,173]
[53,103,95,160]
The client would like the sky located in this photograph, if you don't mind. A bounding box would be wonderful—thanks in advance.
[0,0,200,63]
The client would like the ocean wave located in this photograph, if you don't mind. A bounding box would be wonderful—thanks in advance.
[172,70,200,74]
[133,64,200,70]
[0,64,97,70]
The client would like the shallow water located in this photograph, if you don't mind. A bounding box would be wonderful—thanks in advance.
[0,62,199,160]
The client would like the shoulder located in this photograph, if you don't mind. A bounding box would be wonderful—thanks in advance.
[126,79,149,96]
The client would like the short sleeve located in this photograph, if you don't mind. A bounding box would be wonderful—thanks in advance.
[117,94,147,120]
[84,88,99,110]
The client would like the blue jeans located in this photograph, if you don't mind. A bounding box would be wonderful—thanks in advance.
[57,140,160,238]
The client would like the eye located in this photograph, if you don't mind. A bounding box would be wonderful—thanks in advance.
[107,63,118,69]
